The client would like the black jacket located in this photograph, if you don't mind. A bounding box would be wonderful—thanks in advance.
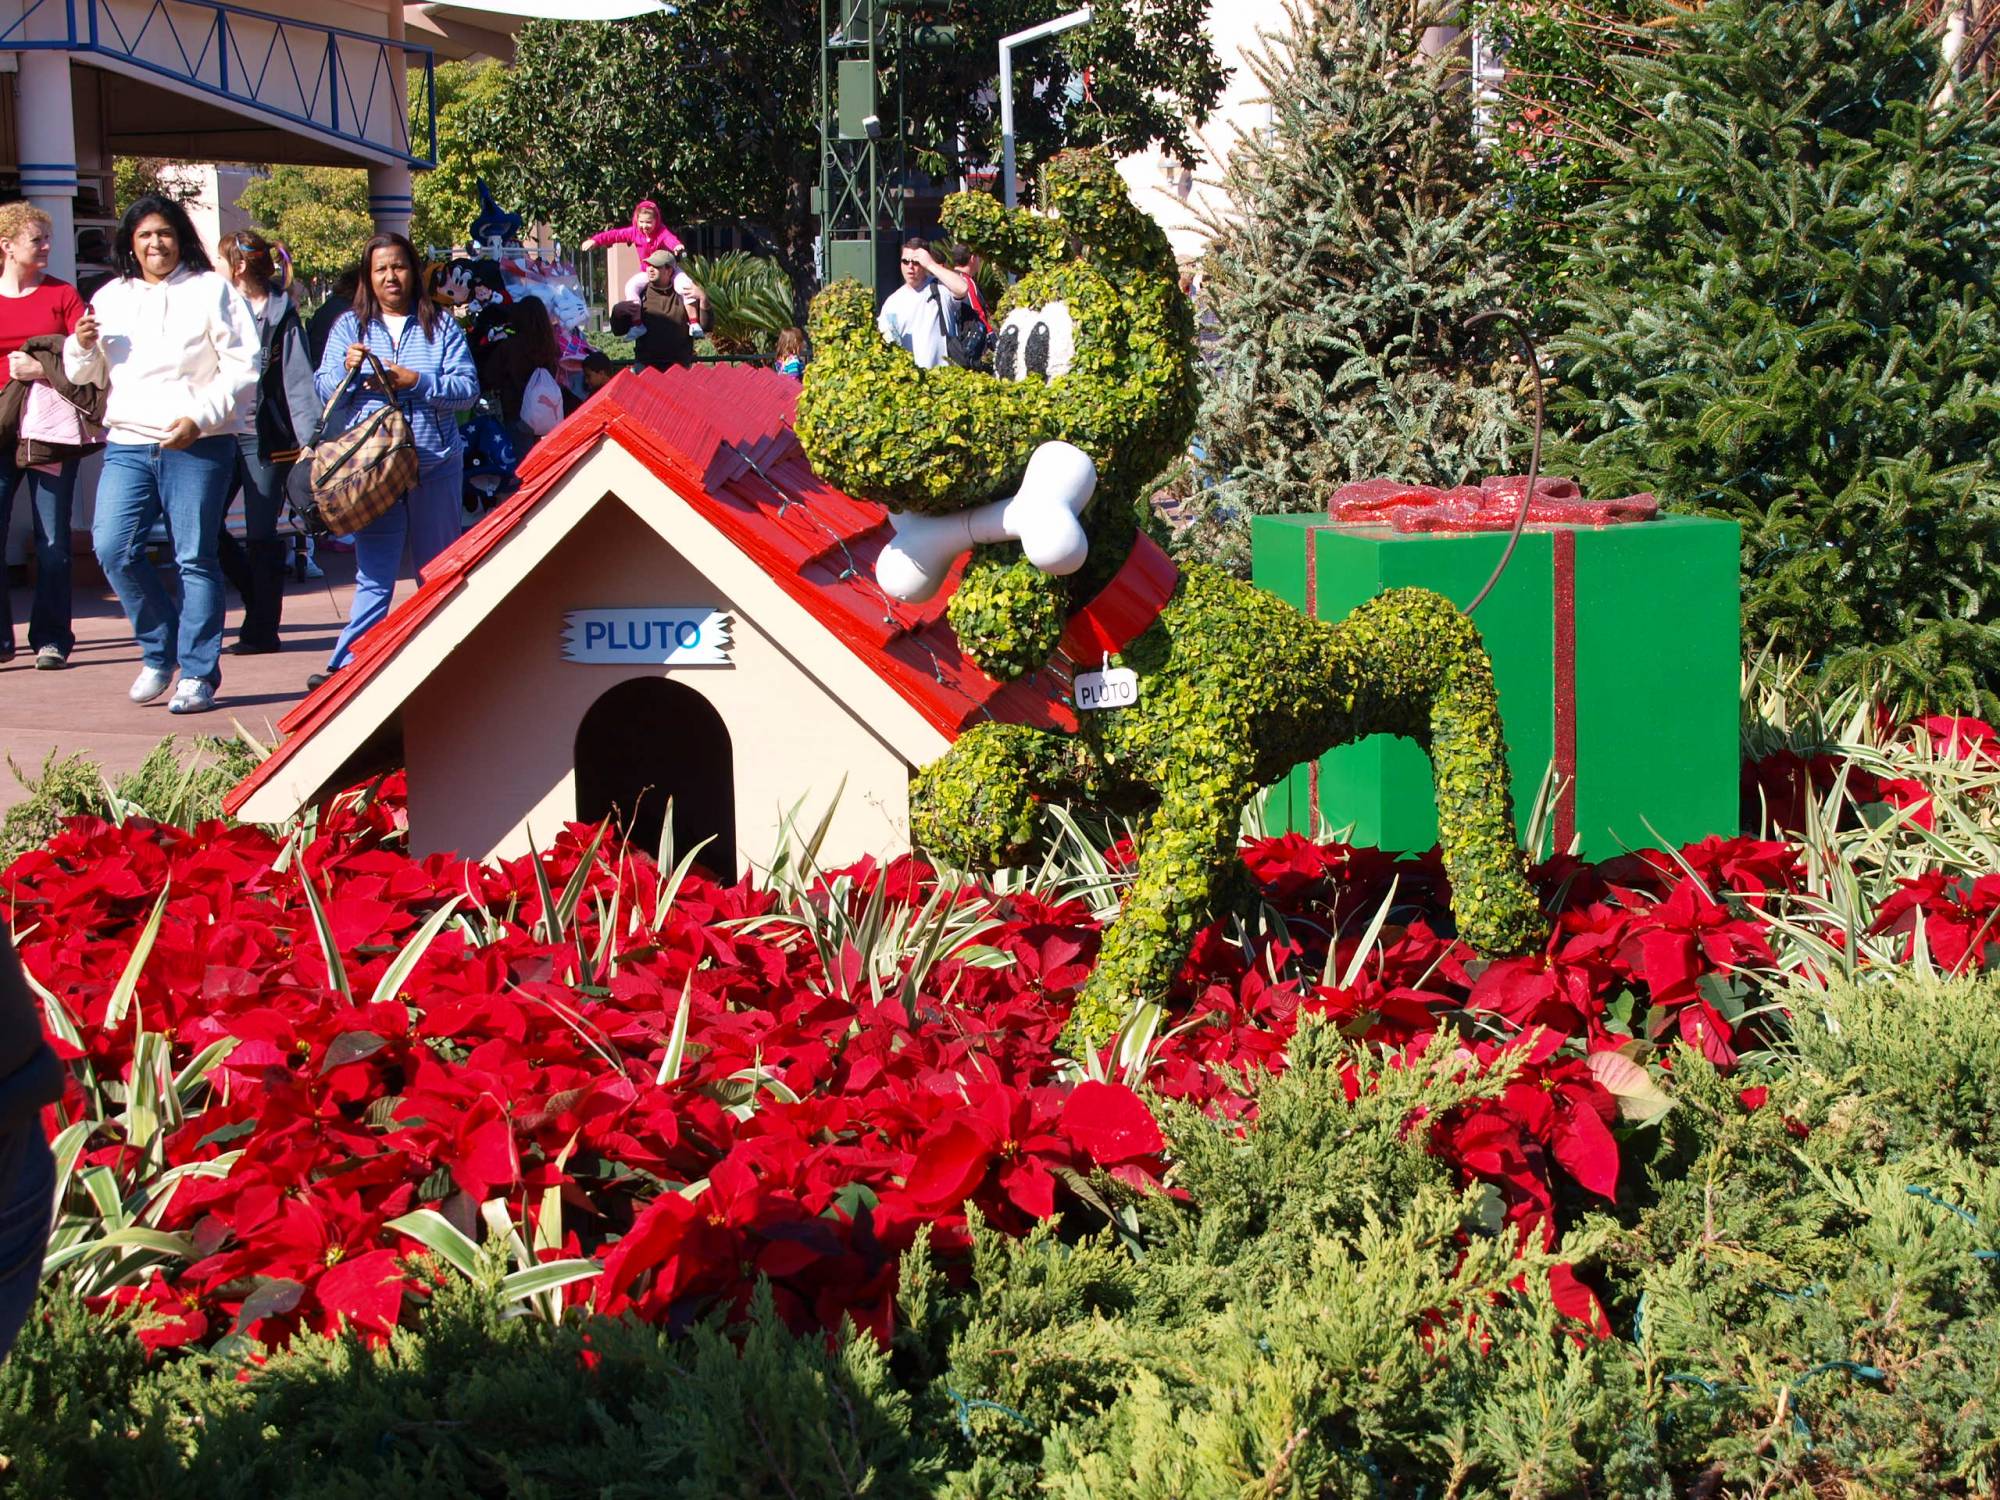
[305,293,349,369]
[250,296,319,456]
[0,932,60,1137]
[611,285,693,373]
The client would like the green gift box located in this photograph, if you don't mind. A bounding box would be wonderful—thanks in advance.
[1249,513,1741,860]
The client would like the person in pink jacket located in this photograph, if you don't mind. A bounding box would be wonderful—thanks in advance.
[580,200,684,303]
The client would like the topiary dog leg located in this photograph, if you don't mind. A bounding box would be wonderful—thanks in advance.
[1064,764,1246,1049]
[910,721,1105,874]
[1317,588,1549,957]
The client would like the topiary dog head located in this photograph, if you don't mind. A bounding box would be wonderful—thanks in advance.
[797,151,1196,658]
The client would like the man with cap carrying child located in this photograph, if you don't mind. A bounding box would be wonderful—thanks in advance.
[609,250,706,373]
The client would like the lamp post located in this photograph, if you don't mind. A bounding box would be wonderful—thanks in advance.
[999,6,1094,208]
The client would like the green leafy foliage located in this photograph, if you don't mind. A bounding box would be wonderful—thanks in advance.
[0,737,262,864]
[914,1024,1652,1496]
[679,250,796,352]
[236,62,502,289]
[0,1278,936,1499]
[1188,0,1522,573]
[490,10,821,295]
[490,5,1224,303]
[20,976,1999,1493]
[411,60,514,256]
[236,166,372,288]
[887,0,1228,190]
[1469,0,1682,314]
[1550,0,2000,716]
[111,159,203,213]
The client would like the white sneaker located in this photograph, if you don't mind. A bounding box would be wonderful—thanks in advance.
[167,679,215,715]
[302,555,325,580]
[129,666,172,703]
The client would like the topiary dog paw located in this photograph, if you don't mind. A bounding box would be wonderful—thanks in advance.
[946,548,1068,682]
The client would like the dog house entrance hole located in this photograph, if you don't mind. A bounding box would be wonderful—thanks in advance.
[574,679,736,877]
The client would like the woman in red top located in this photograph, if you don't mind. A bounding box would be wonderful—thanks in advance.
[0,202,85,668]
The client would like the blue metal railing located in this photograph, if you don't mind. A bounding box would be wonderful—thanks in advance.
[0,0,437,166]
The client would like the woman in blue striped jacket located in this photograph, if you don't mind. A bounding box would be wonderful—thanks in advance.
[309,232,477,688]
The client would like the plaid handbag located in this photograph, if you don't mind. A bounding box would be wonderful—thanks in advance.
[285,349,419,538]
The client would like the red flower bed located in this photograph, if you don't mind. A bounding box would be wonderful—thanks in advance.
[5,768,1990,1354]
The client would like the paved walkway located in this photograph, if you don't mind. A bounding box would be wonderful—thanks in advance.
[0,546,369,813]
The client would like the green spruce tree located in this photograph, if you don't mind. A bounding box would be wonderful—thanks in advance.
[1553,0,2000,714]
[1188,0,1521,572]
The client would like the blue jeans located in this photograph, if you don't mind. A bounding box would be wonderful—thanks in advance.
[0,452,77,656]
[92,437,237,686]
[329,459,462,669]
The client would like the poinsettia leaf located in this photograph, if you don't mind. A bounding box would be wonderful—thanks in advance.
[1696,972,1748,1021]
[232,1276,306,1332]
[1584,1051,1675,1127]
[319,1031,390,1076]
[1552,1103,1621,1199]
[194,1118,259,1152]
[317,1249,408,1333]
[1063,1081,1165,1165]
[827,1182,879,1221]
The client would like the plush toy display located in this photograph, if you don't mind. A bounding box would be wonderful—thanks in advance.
[797,150,1548,1045]
[469,179,525,248]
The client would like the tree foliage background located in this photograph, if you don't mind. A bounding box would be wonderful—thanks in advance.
[1549,0,2000,714]
[233,60,506,293]
[489,2,1226,296]
[1185,0,1520,573]
[1468,0,1682,315]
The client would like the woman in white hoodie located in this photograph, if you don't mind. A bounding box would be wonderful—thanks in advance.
[65,194,258,715]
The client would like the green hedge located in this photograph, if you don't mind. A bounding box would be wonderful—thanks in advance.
[9,972,1999,1496]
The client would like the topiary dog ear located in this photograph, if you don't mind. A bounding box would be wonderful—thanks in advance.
[940,190,1069,278]
[1040,148,1176,280]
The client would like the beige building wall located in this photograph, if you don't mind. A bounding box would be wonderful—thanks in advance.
[1116,0,1289,259]
[399,495,916,873]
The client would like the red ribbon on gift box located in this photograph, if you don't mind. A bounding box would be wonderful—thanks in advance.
[1328,475,1659,533]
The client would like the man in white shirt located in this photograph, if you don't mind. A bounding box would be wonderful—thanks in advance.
[876,238,970,370]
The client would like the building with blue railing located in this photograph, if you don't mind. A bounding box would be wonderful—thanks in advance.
[0,0,538,282]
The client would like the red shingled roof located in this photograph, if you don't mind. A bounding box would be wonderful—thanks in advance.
[223,362,1076,819]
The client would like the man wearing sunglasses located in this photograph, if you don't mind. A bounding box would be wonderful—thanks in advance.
[876,237,971,370]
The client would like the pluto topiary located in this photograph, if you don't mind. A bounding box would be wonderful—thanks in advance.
[798,149,1547,1045]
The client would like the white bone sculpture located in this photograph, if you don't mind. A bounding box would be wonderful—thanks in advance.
[874,440,1098,603]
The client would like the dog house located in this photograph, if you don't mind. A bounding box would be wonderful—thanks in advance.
[223,364,1075,876]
